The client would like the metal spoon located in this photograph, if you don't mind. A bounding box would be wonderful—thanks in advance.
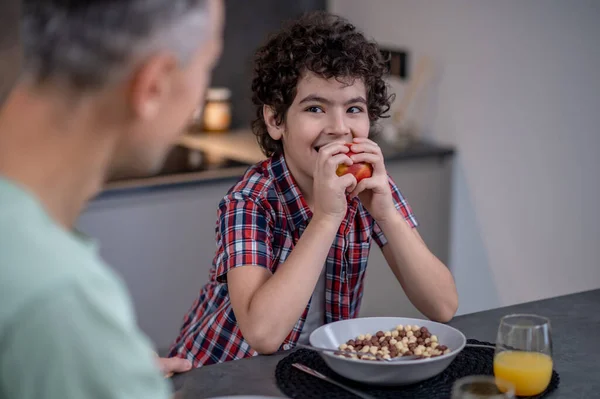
[466,343,496,350]
[292,363,378,399]
[295,343,420,362]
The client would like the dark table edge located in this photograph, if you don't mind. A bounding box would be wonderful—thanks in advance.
[451,287,599,321]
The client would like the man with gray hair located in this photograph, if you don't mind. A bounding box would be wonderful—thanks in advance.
[0,0,223,398]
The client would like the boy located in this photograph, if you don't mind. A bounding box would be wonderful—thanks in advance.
[0,0,223,397]
[170,11,457,367]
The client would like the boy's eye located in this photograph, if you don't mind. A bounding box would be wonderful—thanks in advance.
[306,106,324,113]
[347,106,364,114]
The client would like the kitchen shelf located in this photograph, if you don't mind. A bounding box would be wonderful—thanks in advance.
[178,129,265,165]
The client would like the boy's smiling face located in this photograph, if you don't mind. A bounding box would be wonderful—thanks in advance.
[265,71,370,191]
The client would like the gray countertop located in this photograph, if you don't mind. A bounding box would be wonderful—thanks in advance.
[170,289,600,398]
[96,136,454,200]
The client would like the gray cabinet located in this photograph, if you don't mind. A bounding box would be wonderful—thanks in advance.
[359,157,452,320]
[77,156,452,351]
[78,180,237,351]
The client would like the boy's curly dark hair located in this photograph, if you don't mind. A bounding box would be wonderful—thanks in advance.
[251,11,393,157]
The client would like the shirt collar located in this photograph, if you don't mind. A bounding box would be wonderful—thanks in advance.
[268,153,313,232]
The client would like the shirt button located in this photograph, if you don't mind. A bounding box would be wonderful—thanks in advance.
[283,344,291,350]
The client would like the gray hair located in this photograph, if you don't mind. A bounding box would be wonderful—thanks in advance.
[21,0,209,90]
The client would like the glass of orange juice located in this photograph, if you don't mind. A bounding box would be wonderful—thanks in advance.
[493,314,553,396]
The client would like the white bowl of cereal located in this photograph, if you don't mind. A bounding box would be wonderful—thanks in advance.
[308,317,466,386]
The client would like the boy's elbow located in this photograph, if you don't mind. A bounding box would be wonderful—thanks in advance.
[242,325,284,355]
[251,340,282,355]
[435,307,457,323]
[433,295,459,323]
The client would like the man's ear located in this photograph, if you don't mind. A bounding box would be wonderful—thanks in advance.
[263,105,283,141]
[127,53,178,120]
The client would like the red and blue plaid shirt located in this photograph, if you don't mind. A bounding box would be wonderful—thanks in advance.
[169,153,418,367]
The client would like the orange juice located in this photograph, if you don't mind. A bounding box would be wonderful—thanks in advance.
[493,351,553,396]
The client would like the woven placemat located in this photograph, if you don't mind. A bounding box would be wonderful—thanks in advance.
[275,339,559,399]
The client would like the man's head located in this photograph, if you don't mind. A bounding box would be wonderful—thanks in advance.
[19,0,223,177]
[251,11,391,181]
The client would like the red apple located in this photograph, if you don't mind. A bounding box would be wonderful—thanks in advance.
[335,143,373,182]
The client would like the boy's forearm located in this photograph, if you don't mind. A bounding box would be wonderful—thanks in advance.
[245,215,339,352]
[378,212,458,322]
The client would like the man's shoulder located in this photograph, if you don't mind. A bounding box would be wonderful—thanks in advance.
[0,198,125,332]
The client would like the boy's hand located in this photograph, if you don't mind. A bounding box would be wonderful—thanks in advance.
[312,141,357,224]
[347,138,397,222]
[156,356,192,378]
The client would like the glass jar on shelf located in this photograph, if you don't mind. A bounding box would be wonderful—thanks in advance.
[201,87,232,132]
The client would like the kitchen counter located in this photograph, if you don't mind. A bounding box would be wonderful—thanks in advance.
[98,129,454,199]
[170,289,600,398]
[178,129,455,165]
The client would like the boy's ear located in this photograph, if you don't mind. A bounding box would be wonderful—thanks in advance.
[263,105,283,141]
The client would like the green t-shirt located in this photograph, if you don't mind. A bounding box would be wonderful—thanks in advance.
[0,177,170,399]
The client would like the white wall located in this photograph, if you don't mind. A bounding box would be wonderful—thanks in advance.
[329,0,600,315]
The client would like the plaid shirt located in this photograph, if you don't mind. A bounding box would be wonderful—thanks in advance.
[169,153,418,367]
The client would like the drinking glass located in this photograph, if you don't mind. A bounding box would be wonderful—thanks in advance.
[493,314,553,396]
[452,375,515,399]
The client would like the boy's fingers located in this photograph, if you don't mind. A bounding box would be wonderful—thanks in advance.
[156,356,192,376]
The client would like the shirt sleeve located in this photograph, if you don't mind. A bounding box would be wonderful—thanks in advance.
[214,192,275,282]
[0,278,171,399]
[372,174,419,248]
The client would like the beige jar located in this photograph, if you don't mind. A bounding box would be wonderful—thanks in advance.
[202,87,232,132]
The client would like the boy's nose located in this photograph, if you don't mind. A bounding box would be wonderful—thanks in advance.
[325,112,351,138]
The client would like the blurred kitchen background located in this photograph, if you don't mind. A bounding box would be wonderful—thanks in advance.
[3,0,599,353]
[0,0,20,104]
